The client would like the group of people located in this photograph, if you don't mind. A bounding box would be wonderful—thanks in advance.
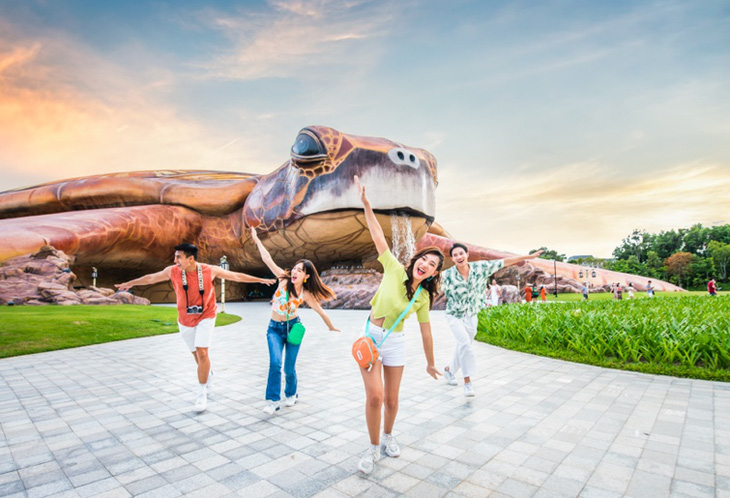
[115,175,543,476]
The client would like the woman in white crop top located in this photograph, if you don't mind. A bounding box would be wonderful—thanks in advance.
[250,227,339,415]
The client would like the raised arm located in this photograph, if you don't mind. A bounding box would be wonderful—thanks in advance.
[354,175,389,255]
[210,266,277,286]
[503,249,544,267]
[304,293,340,332]
[115,266,172,291]
[249,227,286,278]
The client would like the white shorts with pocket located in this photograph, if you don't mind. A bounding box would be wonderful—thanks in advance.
[363,321,406,367]
[178,317,215,352]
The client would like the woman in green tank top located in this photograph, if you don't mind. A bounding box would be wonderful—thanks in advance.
[354,176,444,475]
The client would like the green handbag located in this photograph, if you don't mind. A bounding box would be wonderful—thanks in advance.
[285,290,306,345]
[287,321,306,345]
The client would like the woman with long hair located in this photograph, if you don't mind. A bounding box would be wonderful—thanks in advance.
[250,227,339,415]
[354,176,443,475]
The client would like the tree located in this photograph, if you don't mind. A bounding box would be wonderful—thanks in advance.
[529,247,565,262]
[708,240,730,282]
[683,223,710,256]
[645,251,663,279]
[689,257,714,288]
[612,229,651,263]
[652,230,683,260]
[664,252,694,288]
[709,225,730,245]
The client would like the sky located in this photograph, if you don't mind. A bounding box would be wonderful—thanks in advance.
[1,0,729,258]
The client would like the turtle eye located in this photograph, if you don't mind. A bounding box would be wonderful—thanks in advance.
[291,131,327,163]
[388,147,420,169]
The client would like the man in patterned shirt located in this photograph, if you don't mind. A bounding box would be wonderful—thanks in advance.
[441,243,543,397]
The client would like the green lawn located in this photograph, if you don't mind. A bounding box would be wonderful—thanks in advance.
[0,306,241,358]
[541,290,726,302]
[478,295,730,381]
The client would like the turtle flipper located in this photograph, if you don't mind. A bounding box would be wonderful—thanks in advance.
[0,205,204,269]
[0,170,258,219]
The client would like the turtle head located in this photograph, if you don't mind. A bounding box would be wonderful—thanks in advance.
[245,125,438,235]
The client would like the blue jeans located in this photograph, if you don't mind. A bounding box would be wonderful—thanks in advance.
[265,318,302,402]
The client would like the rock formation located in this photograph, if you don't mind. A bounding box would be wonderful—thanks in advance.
[0,246,150,306]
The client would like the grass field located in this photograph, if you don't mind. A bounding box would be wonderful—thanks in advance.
[539,290,727,302]
[0,306,241,358]
[478,295,730,381]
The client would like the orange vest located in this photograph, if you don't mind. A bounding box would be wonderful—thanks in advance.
[170,264,217,327]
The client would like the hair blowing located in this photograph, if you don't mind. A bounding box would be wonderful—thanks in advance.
[405,246,444,309]
[282,259,336,303]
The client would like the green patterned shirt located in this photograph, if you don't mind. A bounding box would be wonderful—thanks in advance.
[441,260,504,317]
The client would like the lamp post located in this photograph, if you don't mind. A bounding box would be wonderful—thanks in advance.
[578,265,597,290]
[219,256,229,313]
[91,267,98,288]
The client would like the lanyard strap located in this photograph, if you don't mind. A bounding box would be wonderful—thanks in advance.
[181,264,205,308]
[366,286,422,348]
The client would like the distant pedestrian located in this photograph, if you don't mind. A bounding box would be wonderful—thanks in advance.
[616,284,623,300]
[628,283,635,299]
[581,283,588,300]
[525,284,533,303]
[540,285,547,302]
[647,280,655,298]
[487,279,501,307]
[708,278,717,296]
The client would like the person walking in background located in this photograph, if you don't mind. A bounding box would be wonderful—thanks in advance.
[442,244,542,398]
[354,176,443,475]
[540,285,547,302]
[616,283,623,300]
[708,278,718,296]
[628,283,635,299]
[487,278,501,307]
[250,228,339,416]
[525,284,533,304]
[647,280,655,298]
[116,242,276,412]
[581,283,589,301]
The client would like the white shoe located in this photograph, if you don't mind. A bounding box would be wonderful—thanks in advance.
[357,445,381,475]
[464,382,475,397]
[443,366,458,386]
[194,392,207,412]
[263,400,280,415]
[285,394,298,407]
[382,433,400,458]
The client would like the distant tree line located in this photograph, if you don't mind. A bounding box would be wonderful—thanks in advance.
[530,223,730,289]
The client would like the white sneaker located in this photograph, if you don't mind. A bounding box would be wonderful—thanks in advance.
[194,392,207,412]
[357,445,381,475]
[285,394,298,407]
[464,382,475,397]
[382,433,401,457]
[443,366,458,386]
[263,400,280,415]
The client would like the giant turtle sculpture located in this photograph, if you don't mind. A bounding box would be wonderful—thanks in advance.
[0,125,682,301]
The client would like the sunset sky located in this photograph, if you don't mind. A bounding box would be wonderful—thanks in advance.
[1,0,729,257]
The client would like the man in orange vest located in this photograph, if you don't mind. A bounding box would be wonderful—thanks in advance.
[117,243,275,412]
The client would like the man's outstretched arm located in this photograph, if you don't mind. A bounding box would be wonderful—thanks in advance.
[115,266,173,291]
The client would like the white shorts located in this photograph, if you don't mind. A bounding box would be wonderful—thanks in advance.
[363,321,406,367]
[178,317,215,352]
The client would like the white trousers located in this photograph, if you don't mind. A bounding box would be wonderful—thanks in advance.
[446,314,478,379]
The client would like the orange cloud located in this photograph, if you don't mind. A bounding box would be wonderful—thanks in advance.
[0,24,276,192]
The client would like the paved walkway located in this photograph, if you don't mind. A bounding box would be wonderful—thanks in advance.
[1,303,729,497]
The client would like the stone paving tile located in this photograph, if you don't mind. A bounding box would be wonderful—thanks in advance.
[1,302,729,496]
